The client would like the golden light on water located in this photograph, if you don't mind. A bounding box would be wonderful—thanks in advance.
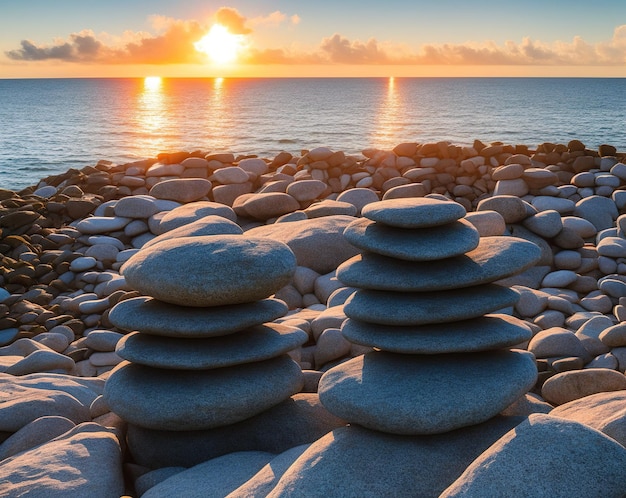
[372,76,404,148]
[143,76,162,91]
[194,24,246,64]
[136,77,167,154]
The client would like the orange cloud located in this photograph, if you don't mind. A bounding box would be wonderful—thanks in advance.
[214,7,251,35]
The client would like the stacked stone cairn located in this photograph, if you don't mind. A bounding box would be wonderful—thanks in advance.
[102,234,308,461]
[264,197,559,497]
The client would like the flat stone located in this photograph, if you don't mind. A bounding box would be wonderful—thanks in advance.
[361,197,466,228]
[464,211,506,237]
[441,414,626,498]
[0,423,125,498]
[0,327,19,347]
[286,179,328,202]
[126,393,345,468]
[343,218,479,261]
[318,350,536,435]
[104,355,303,431]
[113,195,160,218]
[142,452,275,498]
[0,384,90,432]
[75,216,131,234]
[476,195,528,224]
[122,235,296,306]
[337,236,541,292]
[527,327,590,360]
[240,193,300,220]
[143,215,243,248]
[522,210,563,238]
[109,296,288,337]
[246,215,360,274]
[344,284,519,326]
[154,201,237,234]
[341,314,531,354]
[149,178,212,203]
[335,188,379,214]
[265,419,524,498]
[5,350,75,376]
[550,390,626,447]
[0,416,76,461]
[597,236,626,258]
[116,324,308,369]
[574,195,618,231]
[542,368,626,405]
[531,196,576,214]
[303,200,358,218]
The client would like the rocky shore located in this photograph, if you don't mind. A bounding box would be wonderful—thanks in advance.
[2,139,626,496]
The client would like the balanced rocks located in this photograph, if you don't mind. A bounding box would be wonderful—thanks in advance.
[103,234,307,458]
[319,197,542,435]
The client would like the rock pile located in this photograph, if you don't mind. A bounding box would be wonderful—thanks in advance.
[103,234,308,464]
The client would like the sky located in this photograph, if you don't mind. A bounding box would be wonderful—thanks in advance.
[1,0,626,78]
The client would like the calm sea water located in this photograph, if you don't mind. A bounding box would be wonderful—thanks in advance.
[0,77,625,191]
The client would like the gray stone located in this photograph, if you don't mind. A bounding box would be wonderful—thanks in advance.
[440,414,626,498]
[361,197,466,228]
[265,419,524,498]
[142,451,275,498]
[0,423,125,498]
[154,201,237,234]
[0,373,104,406]
[126,393,346,468]
[341,314,531,354]
[574,195,619,231]
[116,324,308,369]
[104,355,303,431]
[303,200,358,218]
[550,390,626,447]
[122,235,296,307]
[337,237,541,292]
[527,327,590,360]
[5,350,75,376]
[83,330,124,351]
[335,188,379,214]
[135,467,186,497]
[476,195,528,224]
[464,210,506,237]
[149,178,212,203]
[113,195,159,218]
[318,350,536,434]
[246,215,360,274]
[227,445,310,498]
[143,215,243,248]
[110,296,288,337]
[542,368,626,405]
[343,218,479,261]
[0,416,75,461]
[522,210,563,238]
[343,284,519,326]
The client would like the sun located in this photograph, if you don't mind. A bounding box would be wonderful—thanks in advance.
[194,24,245,64]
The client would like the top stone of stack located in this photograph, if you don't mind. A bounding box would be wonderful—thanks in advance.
[360,197,467,228]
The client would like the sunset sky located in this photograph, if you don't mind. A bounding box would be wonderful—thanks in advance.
[2,0,626,78]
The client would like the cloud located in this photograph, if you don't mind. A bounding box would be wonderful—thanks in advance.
[214,7,251,35]
[5,12,626,68]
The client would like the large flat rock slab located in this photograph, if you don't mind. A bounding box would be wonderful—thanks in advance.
[343,284,519,326]
[337,236,541,291]
[104,355,303,431]
[318,350,537,435]
[109,297,288,337]
[122,235,296,307]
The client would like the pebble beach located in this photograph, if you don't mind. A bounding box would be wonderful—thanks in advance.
[3,138,626,496]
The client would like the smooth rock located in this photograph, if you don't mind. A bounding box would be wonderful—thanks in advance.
[341,314,531,354]
[476,195,528,223]
[75,216,131,234]
[464,210,506,237]
[527,327,590,360]
[318,350,537,434]
[149,178,212,203]
[143,215,243,248]
[344,284,519,326]
[442,414,626,498]
[335,188,379,214]
[142,451,275,498]
[542,368,626,405]
[342,218,479,261]
[109,296,288,337]
[337,236,540,292]
[550,390,626,447]
[0,416,75,461]
[246,216,360,274]
[104,355,303,431]
[126,393,346,468]
[113,195,159,218]
[154,201,236,234]
[361,197,466,228]
[241,193,300,220]
[265,419,524,498]
[122,235,296,306]
[116,324,308,370]
[0,423,124,498]
[574,195,619,231]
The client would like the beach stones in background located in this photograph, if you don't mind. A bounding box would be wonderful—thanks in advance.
[319,197,540,440]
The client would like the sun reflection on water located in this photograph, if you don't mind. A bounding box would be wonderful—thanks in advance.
[371,76,406,150]
[136,77,167,154]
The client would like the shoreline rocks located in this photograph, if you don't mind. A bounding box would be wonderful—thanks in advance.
[2,139,626,495]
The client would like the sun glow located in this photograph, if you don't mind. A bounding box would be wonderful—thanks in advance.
[194,24,245,65]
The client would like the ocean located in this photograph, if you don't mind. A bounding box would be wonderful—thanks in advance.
[0,77,625,191]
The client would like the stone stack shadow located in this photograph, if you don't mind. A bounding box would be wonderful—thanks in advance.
[319,197,543,434]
